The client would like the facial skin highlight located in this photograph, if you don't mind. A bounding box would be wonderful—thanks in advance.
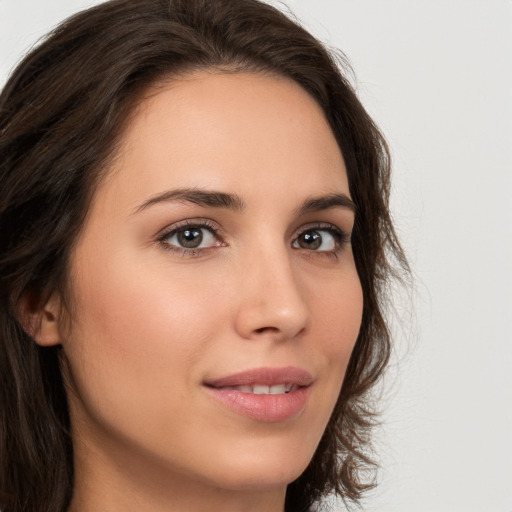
[51,72,364,512]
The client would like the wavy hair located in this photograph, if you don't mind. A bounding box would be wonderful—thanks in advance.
[0,1,407,511]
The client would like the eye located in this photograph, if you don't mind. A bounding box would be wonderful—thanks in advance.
[159,221,222,252]
[292,226,348,252]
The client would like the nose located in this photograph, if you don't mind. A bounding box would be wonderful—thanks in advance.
[233,246,310,342]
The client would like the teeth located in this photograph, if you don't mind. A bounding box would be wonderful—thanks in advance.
[222,383,296,394]
[269,384,286,394]
[253,385,270,394]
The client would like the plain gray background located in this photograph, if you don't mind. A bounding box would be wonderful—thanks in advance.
[1,1,511,510]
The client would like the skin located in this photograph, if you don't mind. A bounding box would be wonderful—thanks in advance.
[37,71,363,512]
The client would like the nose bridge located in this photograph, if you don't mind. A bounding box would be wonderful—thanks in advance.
[234,239,309,340]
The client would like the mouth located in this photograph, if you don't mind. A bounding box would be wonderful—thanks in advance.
[209,383,301,394]
[202,366,313,422]
[203,365,314,389]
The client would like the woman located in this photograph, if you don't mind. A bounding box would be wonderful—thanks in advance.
[0,0,406,511]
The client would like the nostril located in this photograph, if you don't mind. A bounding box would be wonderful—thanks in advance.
[254,326,279,334]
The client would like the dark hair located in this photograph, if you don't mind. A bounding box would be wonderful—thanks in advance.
[0,1,407,511]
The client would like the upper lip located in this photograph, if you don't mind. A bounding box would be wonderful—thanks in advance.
[203,366,314,388]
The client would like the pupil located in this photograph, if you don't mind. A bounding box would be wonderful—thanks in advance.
[301,231,321,250]
[178,228,203,248]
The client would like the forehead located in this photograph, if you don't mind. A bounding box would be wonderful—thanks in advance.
[98,71,349,212]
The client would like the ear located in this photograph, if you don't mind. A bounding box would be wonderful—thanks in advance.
[17,290,63,346]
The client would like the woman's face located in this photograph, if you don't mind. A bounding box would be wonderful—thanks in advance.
[58,72,363,505]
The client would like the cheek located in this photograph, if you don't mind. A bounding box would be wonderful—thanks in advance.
[304,264,363,383]
[310,266,363,363]
[287,266,363,459]
[71,250,226,349]
[307,267,362,416]
[62,253,231,424]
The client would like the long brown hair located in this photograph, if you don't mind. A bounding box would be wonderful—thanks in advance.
[0,1,407,511]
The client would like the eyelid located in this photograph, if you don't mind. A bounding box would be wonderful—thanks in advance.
[156,218,225,255]
[156,218,222,239]
[292,222,351,251]
[293,222,350,240]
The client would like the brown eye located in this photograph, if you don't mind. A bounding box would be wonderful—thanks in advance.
[293,229,338,251]
[296,231,322,250]
[177,228,203,248]
[161,224,219,251]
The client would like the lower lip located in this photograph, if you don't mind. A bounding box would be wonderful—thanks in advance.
[203,386,311,422]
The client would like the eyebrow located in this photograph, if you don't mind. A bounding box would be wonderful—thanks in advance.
[297,193,356,215]
[133,188,246,214]
[133,187,355,215]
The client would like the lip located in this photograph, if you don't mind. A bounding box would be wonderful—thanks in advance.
[203,366,314,422]
[204,366,314,388]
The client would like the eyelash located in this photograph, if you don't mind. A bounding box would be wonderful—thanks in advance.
[156,219,350,259]
[293,223,350,260]
[157,219,222,257]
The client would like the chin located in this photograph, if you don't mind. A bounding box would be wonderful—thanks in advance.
[198,441,313,492]
[210,466,305,493]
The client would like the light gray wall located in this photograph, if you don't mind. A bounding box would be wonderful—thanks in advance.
[1,1,511,511]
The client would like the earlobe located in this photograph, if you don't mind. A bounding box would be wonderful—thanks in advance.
[17,291,63,347]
